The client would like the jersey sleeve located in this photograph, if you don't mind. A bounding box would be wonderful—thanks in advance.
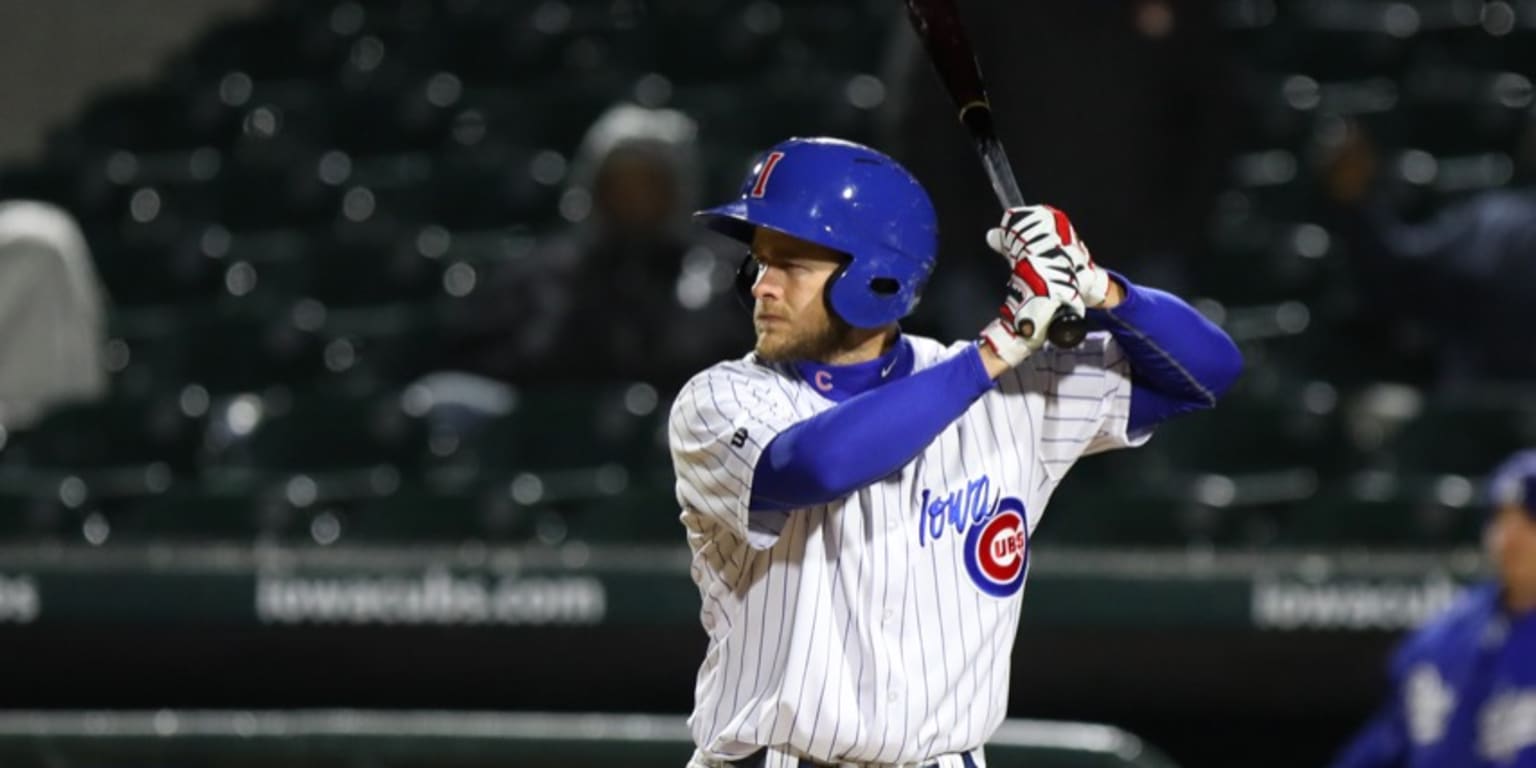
[1011,331,1149,478]
[668,363,800,548]
[1329,702,1408,768]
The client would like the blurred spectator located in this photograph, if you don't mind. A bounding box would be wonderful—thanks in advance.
[881,0,1234,339]
[0,201,106,429]
[437,103,751,390]
[1322,115,1536,386]
[1330,450,1536,768]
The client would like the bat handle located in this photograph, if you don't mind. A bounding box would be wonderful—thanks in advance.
[977,138,1088,349]
[1046,306,1088,348]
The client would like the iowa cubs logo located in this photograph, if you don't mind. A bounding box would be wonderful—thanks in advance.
[917,475,1030,598]
[963,498,1029,598]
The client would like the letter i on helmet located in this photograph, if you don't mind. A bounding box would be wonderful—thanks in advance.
[693,137,940,329]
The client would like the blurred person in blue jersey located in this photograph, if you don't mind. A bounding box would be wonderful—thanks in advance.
[438,103,750,389]
[1332,450,1536,768]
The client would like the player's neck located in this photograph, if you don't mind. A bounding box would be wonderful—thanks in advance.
[1505,582,1536,616]
[816,327,898,366]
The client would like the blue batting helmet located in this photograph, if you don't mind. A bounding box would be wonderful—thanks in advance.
[1488,449,1536,521]
[694,137,939,329]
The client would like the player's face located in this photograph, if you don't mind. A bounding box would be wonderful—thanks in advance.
[595,148,678,240]
[748,227,852,362]
[1487,502,1536,601]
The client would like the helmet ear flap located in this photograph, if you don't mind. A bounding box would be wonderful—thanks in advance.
[827,246,924,329]
[820,259,853,324]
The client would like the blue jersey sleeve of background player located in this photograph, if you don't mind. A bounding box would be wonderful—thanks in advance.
[749,275,1241,513]
[1331,584,1536,768]
[1087,273,1244,436]
[1332,702,1410,768]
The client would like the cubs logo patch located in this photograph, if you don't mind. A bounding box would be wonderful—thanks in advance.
[963,497,1029,598]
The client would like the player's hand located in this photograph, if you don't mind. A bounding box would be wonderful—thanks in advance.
[985,205,1111,309]
[978,264,1079,367]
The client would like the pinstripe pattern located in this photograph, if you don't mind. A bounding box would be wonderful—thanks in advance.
[670,333,1146,766]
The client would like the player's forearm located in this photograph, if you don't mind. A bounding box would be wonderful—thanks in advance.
[1090,274,1126,310]
[1089,273,1243,430]
[978,344,1014,379]
[749,346,995,512]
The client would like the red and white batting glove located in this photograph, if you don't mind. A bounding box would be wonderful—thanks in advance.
[978,264,1076,367]
[985,205,1111,309]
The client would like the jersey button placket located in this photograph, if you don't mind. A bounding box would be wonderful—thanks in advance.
[877,481,913,728]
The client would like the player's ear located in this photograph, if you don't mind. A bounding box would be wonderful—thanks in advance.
[734,252,759,310]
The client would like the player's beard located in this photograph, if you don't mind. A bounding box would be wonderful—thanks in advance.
[754,310,857,364]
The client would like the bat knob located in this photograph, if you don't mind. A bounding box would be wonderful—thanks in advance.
[1047,307,1088,349]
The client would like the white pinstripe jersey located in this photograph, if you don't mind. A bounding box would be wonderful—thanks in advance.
[668,332,1146,767]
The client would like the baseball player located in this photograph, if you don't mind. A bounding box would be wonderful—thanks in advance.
[1332,450,1536,768]
[669,137,1243,768]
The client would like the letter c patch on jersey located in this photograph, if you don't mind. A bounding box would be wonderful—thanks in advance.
[750,152,786,198]
[964,497,1030,598]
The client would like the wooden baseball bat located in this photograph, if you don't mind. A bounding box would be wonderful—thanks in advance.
[904,0,1088,348]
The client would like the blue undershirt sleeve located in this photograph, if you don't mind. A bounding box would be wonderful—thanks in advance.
[750,345,995,513]
[1087,274,1243,435]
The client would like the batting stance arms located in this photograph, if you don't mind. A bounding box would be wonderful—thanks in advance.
[669,138,1241,768]
[746,272,1235,516]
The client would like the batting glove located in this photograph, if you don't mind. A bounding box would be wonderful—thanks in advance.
[985,205,1111,309]
[978,262,1079,367]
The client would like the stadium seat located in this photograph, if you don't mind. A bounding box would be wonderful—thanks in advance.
[2,394,204,475]
[1376,69,1533,154]
[343,485,523,542]
[206,390,426,479]
[61,85,229,153]
[1139,388,1343,477]
[1282,472,1480,546]
[111,481,278,541]
[430,382,667,476]
[308,220,443,306]
[429,148,560,229]
[1033,489,1193,548]
[91,228,225,307]
[103,307,182,396]
[526,478,681,544]
[187,18,352,81]
[1288,3,1419,79]
[1364,396,1536,476]
[319,303,442,389]
[451,82,628,155]
[219,147,344,231]
[182,304,329,393]
[106,303,324,396]
[1197,209,1337,304]
[0,474,83,541]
